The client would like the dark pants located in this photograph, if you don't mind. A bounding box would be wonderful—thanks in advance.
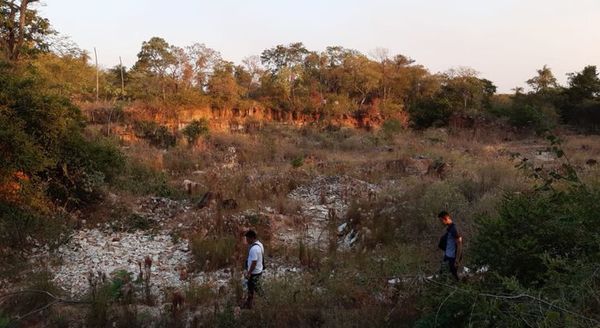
[245,273,262,309]
[443,256,459,281]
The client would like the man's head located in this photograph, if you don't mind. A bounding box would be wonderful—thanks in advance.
[245,230,257,243]
[438,211,452,226]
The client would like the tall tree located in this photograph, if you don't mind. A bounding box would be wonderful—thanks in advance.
[207,60,240,109]
[186,43,221,91]
[526,65,558,93]
[0,0,51,61]
[566,65,600,101]
[131,37,176,100]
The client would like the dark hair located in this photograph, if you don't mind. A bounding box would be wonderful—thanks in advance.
[438,211,450,219]
[244,230,257,239]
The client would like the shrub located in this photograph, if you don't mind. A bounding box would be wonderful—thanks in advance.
[506,104,559,132]
[182,119,210,145]
[472,187,600,287]
[115,160,178,197]
[566,100,600,132]
[291,156,304,168]
[133,121,176,149]
[191,235,237,271]
[409,97,453,128]
[381,118,404,138]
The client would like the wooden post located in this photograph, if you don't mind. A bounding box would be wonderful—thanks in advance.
[119,56,125,95]
[94,47,99,102]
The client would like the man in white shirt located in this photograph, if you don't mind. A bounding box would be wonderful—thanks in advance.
[243,230,264,309]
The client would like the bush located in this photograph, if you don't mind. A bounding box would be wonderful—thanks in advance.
[191,235,237,271]
[115,160,178,197]
[133,120,176,149]
[182,119,210,145]
[409,97,453,128]
[381,118,404,138]
[506,104,559,132]
[472,187,600,287]
[565,100,600,132]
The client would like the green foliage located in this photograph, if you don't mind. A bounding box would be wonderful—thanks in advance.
[182,118,209,144]
[381,118,404,138]
[291,156,304,168]
[472,186,600,286]
[0,62,124,251]
[409,97,453,128]
[133,120,177,149]
[506,103,559,131]
[115,159,177,197]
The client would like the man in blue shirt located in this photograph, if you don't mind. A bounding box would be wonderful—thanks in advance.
[438,211,462,281]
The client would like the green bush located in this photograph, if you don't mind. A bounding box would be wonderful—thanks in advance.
[408,97,453,128]
[0,63,124,251]
[381,118,404,138]
[182,119,210,145]
[506,104,559,132]
[291,156,304,168]
[472,187,600,287]
[133,120,176,149]
[115,160,178,197]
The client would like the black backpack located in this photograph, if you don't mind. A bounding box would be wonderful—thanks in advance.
[438,233,447,251]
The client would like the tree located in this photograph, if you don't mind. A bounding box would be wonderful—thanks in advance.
[207,60,240,109]
[441,67,486,112]
[562,66,600,129]
[186,43,221,90]
[260,42,309,74]
[131,37,176,100]
[566,65,600,101]
[526,65,558,93]
[0,0,52,61]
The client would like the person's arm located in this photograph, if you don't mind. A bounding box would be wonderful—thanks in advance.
[247,260,257,278]
[456,235,463,263]
[246,246,258,278]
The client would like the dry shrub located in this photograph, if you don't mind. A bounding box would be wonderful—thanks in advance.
[163,146,204,175]
[190,235,237,271]
[185,282,217,308]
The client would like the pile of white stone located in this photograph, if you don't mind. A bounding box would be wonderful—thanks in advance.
[50,229,190,297]
[287,175,380,247]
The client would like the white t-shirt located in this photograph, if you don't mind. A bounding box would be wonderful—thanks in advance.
[247,241,264,275]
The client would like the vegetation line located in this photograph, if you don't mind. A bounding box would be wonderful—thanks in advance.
[423,277,600,325]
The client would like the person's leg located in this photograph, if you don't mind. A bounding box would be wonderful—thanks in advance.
[244,278,256,309]
[253,274,263,297]
[447,257,459,281]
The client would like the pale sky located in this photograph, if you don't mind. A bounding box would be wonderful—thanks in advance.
[40,0,600,93]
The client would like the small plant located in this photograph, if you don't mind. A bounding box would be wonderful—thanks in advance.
[141,256,154,305]
[291,156,304,168]
[381,119,404,139]
[124,213,156,231]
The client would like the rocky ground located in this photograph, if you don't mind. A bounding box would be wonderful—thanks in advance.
[36,174,380,300]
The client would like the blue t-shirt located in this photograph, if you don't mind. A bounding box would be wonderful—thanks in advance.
[445,223,458,258]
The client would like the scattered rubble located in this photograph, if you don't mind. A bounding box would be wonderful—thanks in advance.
[49,229,189,297]
[284,175,380,248]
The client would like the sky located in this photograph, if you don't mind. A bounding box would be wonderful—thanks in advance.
[39,0,600,93]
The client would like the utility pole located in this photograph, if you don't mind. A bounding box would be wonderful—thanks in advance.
[94,47,99,102]
[119,56,125,95]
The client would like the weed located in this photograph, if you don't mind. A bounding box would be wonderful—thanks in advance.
[191,235,237,271]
